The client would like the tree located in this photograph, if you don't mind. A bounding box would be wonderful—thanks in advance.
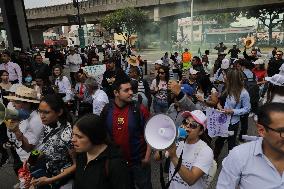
[243,7,284,45]
[101,7,148,46]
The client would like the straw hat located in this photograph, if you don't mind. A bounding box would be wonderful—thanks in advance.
[127,56,139,66]
[4,86,40,103]
[244,36,255,49]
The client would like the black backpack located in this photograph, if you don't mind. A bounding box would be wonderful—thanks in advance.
[243,72,260,107]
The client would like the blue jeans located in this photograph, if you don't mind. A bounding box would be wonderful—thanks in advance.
[129,164,152,189]
[153,98,168,113]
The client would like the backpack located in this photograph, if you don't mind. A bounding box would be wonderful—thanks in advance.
[243,72,260,107]
[193,142,217,189]
[182,52,191,63]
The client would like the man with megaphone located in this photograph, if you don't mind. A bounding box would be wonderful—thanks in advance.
[154,110,215,189]
[3,86,44,174]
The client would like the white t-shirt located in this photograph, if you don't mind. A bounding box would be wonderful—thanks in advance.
[92,89,109,115]
[8,111,44,162]
[169,140,214,189]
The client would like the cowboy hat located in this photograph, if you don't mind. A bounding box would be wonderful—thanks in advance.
[4,86,40,103]
[244,36,255,49]
[127,55,139,66]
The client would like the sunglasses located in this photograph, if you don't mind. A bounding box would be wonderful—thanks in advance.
[182,119,200,129]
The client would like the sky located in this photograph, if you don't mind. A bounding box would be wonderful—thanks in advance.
[24,0,72,9]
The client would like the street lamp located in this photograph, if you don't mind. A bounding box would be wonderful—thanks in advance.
[189,0,194,46]
[73,0,85,48]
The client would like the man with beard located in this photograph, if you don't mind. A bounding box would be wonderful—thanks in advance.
[102,57,123,99]
[101,75,152,189]
[217,103,284,189]
[267,50,284,77]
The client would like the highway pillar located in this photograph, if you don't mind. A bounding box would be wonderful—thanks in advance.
[0,0,31,51]
[159,18,178,51]
[29,29,45,46]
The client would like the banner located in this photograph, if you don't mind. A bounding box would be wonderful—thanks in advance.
[206,108,231,137]
[82,65,106,85]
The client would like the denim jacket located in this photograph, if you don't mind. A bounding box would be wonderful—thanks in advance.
[224,89,251,124]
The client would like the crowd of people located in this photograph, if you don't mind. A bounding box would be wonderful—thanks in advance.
[0,42,283,189]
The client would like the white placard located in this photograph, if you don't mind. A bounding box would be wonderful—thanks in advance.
[82,65,106,85]
[206,108,231,137]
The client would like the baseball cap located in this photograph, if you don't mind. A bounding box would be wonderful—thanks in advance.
[181,84,194,96]
[221,59,230,69]
[253,59,264,65]
[181,110,207,128]
[189,68,199,75]
[154,60,163,65]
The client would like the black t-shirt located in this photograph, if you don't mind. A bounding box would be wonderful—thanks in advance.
[74,145,130,189]
[267,59,284,77]
[228,48,241,58]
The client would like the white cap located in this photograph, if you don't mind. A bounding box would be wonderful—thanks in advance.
[189,68,199,75]
[181,110,207,128]
[253,59,264,65]
[221,59,230,69]
[154,60,163,65]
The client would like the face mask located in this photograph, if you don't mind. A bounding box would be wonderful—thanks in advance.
[25,76,32,83]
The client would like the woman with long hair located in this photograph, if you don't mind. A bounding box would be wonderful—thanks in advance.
[214,68,251,160]
[52,65,73,103]
[0,70,12,91]
[150,66,170,113]
[31,94,74,189]
[72,114,130,189]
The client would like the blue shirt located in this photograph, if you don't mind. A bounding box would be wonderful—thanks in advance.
[217,138,284,189]
[224,89,251,124]
[243,68,255,81]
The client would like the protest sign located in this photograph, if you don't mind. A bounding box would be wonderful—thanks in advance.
[206,108,231,137]
[82,65,106,84]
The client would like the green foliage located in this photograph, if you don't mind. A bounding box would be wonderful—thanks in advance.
[101,7,148,36]
[243,7,284,44]
[243,7,284,29]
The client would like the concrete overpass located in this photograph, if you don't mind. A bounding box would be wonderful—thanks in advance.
[16,0,284,29]
[1,0,284,45]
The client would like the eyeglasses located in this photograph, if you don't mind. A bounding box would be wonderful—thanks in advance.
[263,125,284,138]
[158,71,165,74]
[182,119,200,129]
[276,54,283,56]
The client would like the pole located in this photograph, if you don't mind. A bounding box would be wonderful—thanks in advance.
[76,0,81,28]
[190,0,193,46]
[75,0,85,48]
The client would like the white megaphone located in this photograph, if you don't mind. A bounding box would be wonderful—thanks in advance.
[144,114,188,150]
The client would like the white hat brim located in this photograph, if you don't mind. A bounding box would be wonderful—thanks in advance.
[4,96,40,103]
